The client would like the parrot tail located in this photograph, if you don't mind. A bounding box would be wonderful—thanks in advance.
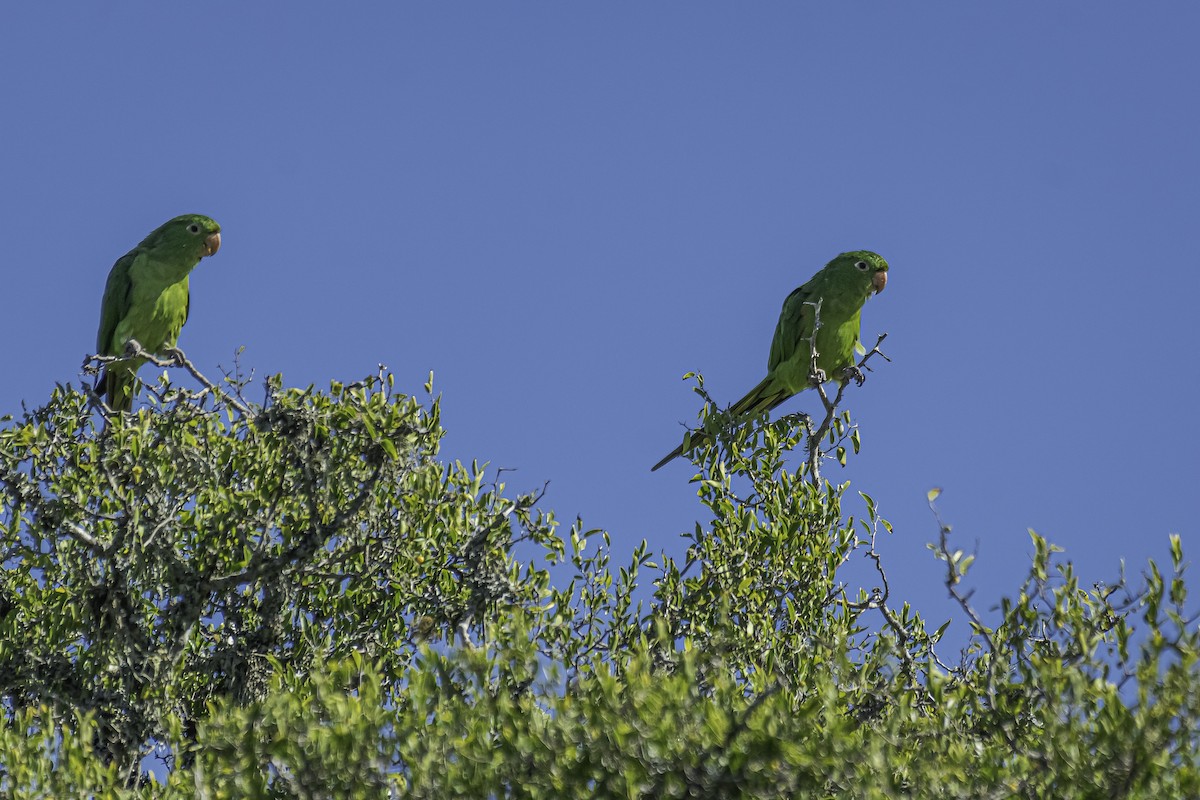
[651,436,701,472]
[651,377,789,471]
[727,376,789,420]
[100,368,135,413]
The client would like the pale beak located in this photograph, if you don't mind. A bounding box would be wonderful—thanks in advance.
[203,231,222,257]
[872,271,887,293]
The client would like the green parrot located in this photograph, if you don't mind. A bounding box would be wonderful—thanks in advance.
[652,250,889,471]
[95,214,222,412]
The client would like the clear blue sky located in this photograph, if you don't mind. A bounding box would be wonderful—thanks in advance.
[3,4,1197,635]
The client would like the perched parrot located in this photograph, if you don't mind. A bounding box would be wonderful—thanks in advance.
[652,250,888,471]
[95,214,222,412]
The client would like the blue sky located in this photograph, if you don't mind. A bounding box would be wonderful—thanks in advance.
[3,4,1198,637]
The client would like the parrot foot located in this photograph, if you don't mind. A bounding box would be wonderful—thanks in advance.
[807,368,828,386]
[162,346,186,366]
[840,365,866,387]
[122,338,144,358]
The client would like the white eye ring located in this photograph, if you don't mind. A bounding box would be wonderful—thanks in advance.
[187,223,201,234]
[855,260,869,271]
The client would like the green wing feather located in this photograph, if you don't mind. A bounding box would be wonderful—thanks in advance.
[766,282,816,375]
[96,253,134,357]
[95,252,138,411]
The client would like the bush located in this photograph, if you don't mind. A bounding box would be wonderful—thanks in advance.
[0,356,1195,797]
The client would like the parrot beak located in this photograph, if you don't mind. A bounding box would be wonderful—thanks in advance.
[203,231,222,257]
[872,270,887,294]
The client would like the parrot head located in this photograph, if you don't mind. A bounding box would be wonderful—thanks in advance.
[142,214,222,262]
[829,250,888,295]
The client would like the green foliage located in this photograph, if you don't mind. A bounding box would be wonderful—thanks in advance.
[1,360,1197,797]
[0,707,138,799]
[192,655,397,798]
[0,365,560,786]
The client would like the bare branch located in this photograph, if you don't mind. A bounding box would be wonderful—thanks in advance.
[84,343,254,416]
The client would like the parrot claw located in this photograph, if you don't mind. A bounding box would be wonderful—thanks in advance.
[841,365,866,387]
[162,346,186,366]
[808,368,828,387]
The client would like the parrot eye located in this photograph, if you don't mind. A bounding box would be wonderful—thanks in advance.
[855,260,869,271]
[187,223,201,234]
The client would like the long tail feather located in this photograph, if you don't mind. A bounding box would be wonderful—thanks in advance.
[651,441,687,472]
[728,376,788,420]
[103,369,135,413]
[651,377,789,471]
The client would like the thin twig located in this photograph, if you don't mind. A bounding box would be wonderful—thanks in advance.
[85,343,254,417]
[805,332,889,486]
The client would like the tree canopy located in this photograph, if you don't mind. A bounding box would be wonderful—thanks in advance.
[0,354,1195,798]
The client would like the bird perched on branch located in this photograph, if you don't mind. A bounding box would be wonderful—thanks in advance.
[95,214,222,412]
[652,250,889,471]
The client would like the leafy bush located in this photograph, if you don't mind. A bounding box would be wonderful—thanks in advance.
[0,355,1195,797]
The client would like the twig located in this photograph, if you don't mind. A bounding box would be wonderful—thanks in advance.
[928,494,1001,712]
[63,521,106,554]
[805,332,889,486]
[85,342,254,417]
